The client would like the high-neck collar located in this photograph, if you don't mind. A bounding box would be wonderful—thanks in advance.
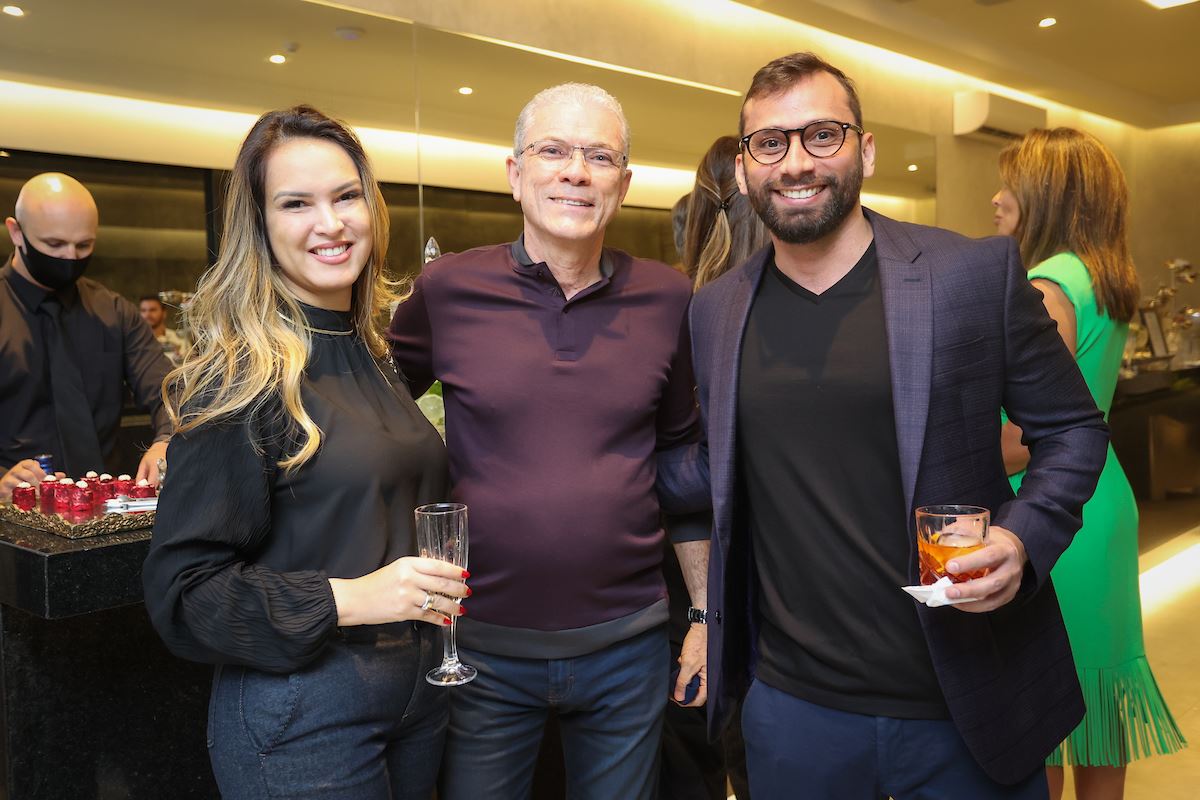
[297,301,355,335]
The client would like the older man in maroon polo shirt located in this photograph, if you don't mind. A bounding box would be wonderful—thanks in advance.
[389,83,709,800]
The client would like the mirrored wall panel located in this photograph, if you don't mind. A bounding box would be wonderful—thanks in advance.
[408,23,937,266]
[0,1,938,293]
[0,0,417,293]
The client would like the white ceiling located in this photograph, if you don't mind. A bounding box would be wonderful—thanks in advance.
[746,0,1200,127]
[0,0,938,195]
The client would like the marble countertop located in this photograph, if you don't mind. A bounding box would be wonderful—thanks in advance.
[0,519,153,619]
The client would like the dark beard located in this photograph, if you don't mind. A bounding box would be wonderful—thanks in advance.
[747,158,863,245]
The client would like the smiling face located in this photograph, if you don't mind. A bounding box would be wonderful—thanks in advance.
[991,187,1020,237]
[263,137,371,311]
[505,99,632,256]
[736,72,874,246]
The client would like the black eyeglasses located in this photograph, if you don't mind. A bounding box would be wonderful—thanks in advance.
[740,120,864,164]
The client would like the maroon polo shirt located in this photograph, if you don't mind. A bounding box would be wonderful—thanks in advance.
[388,240,700,657]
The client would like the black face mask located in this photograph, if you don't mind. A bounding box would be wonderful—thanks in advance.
[16,223,92,290]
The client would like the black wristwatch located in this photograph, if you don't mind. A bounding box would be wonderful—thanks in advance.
[687,606,708,625]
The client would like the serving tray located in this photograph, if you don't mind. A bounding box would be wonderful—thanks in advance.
[0,504,154,539]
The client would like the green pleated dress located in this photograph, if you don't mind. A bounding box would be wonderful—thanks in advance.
[1008,252,1186,767]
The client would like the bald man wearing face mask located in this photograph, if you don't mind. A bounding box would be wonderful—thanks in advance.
[0,172,172,502]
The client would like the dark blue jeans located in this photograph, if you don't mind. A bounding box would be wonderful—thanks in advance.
[208,622,446,799]
[440,625,669,800]
[742,680,1049,800]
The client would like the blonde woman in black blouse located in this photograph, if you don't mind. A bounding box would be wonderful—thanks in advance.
[144,106,467,799]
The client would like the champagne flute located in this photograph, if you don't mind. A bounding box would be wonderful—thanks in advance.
[415,502,477,686]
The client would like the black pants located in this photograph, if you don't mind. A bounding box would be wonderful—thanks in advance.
[659,638,751,800]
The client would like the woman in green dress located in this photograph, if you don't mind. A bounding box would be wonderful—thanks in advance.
[994,127,1186,800]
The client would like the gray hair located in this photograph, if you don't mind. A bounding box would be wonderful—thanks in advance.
[513,83,631,158]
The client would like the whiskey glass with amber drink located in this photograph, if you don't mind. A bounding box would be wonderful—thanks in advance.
[915,505,990,585]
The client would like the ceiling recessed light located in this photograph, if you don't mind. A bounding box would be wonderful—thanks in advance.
[906,164,919,172]
[268,54,287,65]
[458,86,474,96]
[1143,0,1200,8]
[1038,17,1057,28]
[2,5,25,17]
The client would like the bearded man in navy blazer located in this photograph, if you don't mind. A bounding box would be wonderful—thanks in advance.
[689,52,1108,799]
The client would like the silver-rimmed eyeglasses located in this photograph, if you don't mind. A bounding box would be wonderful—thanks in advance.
[519,140,628,170]
[740,120,864,165]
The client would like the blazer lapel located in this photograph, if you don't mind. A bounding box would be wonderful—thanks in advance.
[869,211,931,517]
[710,247,769,544]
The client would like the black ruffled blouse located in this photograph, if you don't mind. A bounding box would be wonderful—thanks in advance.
[144,304,448,672]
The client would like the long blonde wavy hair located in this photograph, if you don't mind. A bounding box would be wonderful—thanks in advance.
[683,136,770,290]
[166,105,396,472]
[999,127,1139,323]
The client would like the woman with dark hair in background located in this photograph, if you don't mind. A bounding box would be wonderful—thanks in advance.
[682,135,770,291]
[143,105,468,799]
[994,127,1186,800]
[659,135,767,800]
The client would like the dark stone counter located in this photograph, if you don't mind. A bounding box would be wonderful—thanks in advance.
[0,524,152,619]
[1111,370,1200,501]
[0,519,217,799]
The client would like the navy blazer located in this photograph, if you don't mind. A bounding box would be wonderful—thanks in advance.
[689,209,1109,784]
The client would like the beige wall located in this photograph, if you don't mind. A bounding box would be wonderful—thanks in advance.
[345,0,1200,304]
[933,134,1005,238]
[1130,125,1200,308]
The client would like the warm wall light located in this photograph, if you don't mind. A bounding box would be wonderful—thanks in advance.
[0,76,937,219]
[2,5,25,16]
[906,164,919,172]
[0,150,10,157]
[1139,531,1200,616]
[452,31,742,97]
[1038,17,1057,28]
[457,86,474,96]
[268,54,287,64]
[1143,0,1200,8]
[305,0,1140,127]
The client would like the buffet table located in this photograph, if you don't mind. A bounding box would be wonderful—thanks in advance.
[1111,368,1200,501]
[0,520,217,799]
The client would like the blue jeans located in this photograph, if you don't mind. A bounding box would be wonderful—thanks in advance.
[742,680,1049,799]
[208,622,446,799]
[440,625,669,800]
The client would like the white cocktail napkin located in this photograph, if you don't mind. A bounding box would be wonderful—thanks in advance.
[901,576,979,608]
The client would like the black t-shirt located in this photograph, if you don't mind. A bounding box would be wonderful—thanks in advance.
[737,242,948,719]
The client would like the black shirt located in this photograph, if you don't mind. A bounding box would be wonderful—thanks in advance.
[143,304,449,673]
[737,243,947,719]
[0,259,173,472]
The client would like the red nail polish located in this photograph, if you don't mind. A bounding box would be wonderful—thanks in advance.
[466,587,473,597]
[462,570,471,579]
[443,617,452,625]
[458,606,467,616]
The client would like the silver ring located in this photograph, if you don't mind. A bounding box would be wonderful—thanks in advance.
[419,592,434,612]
